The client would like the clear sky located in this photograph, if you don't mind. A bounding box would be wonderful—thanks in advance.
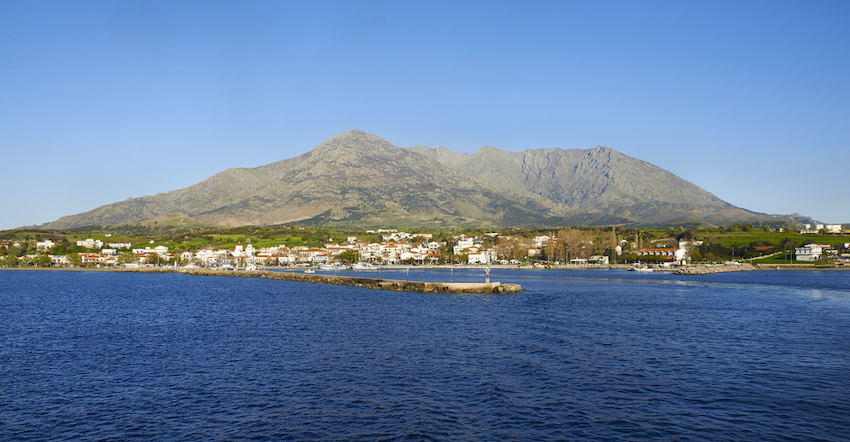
[2,0,848,230]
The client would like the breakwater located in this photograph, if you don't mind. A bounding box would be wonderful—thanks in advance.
[674,264,756,275]
[122,267,523,294]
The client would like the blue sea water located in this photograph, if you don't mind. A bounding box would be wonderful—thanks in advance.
[1,269,848,441]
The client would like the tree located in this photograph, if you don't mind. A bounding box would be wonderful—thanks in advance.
[510,242,527,261]
[604,247,617,263]
[118,251,137,265]
[559,228,590,260]
[1,254,18,267]
[33,253,52,267]
[689,249,703,262]
[339,249,360,263]
[6,245,21,258]
[67,252,83,267]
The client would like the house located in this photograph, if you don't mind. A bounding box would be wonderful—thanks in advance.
[638,247,687,263]
[588,255,609,265]
[795,244,829,261]
[452,235,475,255]
[298,248,326,262]
[51,255,69,266]
[132,245,169,257]
[77,238,104,249]
[468,248,497,265]
[605,245,622,255]
[36,240,56,250]
[533,236,550,247]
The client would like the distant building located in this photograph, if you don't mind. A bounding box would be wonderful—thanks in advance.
[77,238,103,249]
[36,240,56,250]
[795,244,829,261]
[638,247,687,263]
[588,255,609,265]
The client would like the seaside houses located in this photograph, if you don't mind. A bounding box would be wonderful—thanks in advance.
[795,243,830,261]
[638,247,688,263]
[451,234,498,264]
[132,245,169,258]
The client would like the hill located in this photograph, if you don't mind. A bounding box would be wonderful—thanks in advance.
[39,130,787,229]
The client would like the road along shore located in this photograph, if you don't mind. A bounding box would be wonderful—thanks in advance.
[121,267,523,294]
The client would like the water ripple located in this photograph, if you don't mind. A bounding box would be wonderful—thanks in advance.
[1,270,848,441]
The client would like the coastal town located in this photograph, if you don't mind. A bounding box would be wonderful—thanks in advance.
[2,223,848,269]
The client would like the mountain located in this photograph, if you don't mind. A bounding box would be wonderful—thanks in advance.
[40,130,772,229]
[407,144,753,223]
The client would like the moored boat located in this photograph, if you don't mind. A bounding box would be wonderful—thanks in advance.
[352,262,375,270]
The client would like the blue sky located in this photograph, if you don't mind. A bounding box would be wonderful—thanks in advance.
[2,0,848,230]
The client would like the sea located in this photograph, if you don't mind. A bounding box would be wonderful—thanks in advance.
[1,268,848,441]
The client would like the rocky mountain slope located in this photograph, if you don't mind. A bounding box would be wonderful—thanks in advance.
[408,144,750,222]
[41,130,766,229]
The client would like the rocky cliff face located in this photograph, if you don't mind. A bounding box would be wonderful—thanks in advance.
[41,130,762,229]
[411,143,750,222]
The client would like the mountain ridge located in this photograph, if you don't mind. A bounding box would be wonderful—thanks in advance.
[38,130,795,229]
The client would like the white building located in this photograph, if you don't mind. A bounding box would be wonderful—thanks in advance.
[533,236,550,247]
[795,244,829,261]
[468,248,497,265]
[588,255,609,265]
[36,239,56,250]
[453,235,475,255]
[132,245,169,257]
[638,247,688,263]
[77,238,104,249]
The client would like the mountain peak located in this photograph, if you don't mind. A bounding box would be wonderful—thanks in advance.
[310,130,399,158]
[38,132,767,229]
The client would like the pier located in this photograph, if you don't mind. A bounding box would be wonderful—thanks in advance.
[123,267,524,294]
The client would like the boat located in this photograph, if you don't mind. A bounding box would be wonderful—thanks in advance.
[304,269,315,274]
[630,265,654,272]
[352,262,376,270]
[319,263,345,270]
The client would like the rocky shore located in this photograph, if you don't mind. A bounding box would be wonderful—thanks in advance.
[121,267,523,294]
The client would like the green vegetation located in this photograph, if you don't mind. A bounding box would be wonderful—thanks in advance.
[0,221,846,267]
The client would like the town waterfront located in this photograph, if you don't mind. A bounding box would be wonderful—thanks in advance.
[1,269,848,441]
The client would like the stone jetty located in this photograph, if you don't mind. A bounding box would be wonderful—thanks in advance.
[122,267,523,294]
[673,264,756,275]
